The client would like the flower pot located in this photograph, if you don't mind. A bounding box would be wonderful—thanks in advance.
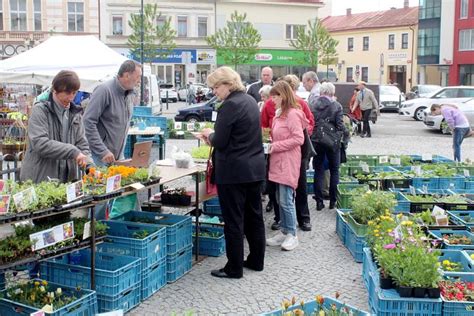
[161,193,192,206]
[427,287,441,298]
[380,275,394,290]
[413,287,426,298]
[398,286,413,298]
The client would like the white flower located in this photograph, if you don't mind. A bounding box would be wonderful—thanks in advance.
[14,288,22,295]
[56,288,62,295]
[40,286,46,292]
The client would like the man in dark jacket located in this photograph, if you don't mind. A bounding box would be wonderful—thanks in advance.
[246,67,273,102]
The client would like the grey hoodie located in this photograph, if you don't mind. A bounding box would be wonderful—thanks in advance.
[83,77,134,160]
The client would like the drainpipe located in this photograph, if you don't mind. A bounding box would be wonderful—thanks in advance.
[409,25,416,89]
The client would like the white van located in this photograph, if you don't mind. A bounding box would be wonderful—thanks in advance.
[138,66,162,115]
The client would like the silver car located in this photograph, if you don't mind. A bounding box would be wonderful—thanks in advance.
[423,98,474,133]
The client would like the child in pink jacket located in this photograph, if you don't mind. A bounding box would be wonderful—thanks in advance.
[266,81,309,251]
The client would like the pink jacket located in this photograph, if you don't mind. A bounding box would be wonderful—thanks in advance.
[269,108,308,189]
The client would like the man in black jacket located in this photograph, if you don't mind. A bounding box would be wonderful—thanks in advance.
[246,67,273,102]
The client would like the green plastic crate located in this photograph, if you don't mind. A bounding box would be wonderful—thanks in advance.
[336,183,369,209]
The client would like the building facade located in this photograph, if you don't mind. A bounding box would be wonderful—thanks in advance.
[449,0,474,85]
[321,3,418,93]
[0,0,99,60]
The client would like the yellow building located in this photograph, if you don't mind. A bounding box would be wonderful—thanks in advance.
[321,5,418,93]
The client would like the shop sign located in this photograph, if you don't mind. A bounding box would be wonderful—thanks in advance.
[197,49,216,64]
[387,52,408,63]
[217,49,310,66]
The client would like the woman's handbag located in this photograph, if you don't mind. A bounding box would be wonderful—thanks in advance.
[314,118,341,151]
[206,147,218,196]
[301,129,316,160]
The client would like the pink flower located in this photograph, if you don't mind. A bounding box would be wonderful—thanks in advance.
[384,244,396,249]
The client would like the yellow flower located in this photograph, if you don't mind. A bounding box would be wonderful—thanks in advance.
[373,229,379,234]
[375,234,380,237]
[42,280,48,286]
[368,220,374,226]
[397,213,403,219]
[387,229,392,233]
[34,281,40,287]
[442,260,450,266]
[292,296,297,305]
[319,311,325,316]
[282,299,291,310]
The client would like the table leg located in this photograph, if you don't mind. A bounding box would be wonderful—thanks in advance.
[195,171,200,261]
[90,205,96,290]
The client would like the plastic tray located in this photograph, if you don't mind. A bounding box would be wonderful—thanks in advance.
[167,244,192,283]
[448,210,474,228]
[192,225,225,257]
[141,257,167,300]
[345,223,367,263]
[97,282,140,313]
[439,249,474,276]
[335,210,348,244]
[203,197,222,216]
[429,229,474,250]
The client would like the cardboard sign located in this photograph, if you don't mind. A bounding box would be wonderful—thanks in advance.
[422,153,433,161]
[211,111,218,122]
[30,221,74,251]
[390,157,401,165]
[13,187,37,212]
[0,195,11,215]
[106,175,122,193]
[174,122,182,130]
[66,181,84,203]
[379,156,389,164]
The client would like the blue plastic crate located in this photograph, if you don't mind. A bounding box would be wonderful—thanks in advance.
[0,281,97,316]
[362,247,377,290]
[412,177,439,190]
[141,257,167,301]
[113,211,192,255]
[133,106,152,116]
[345,222,367,263]
[447,210,474,228]
[439,273,474,316]
[429,229,474,250]
[167,244,192,283]
[466,178,474,190]
[204,197,222,216]
[438,249,474,275]
[192,225,225,257]
[124,140,132,159]
[439,176,466,190]
[101,220,167,270]
[40,249,141,297]
[132,114,168,138]
[368,271,442,316]
[335,210,348,244]
[97,282,141,313]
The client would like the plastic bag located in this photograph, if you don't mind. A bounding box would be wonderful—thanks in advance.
[171,146,194,168]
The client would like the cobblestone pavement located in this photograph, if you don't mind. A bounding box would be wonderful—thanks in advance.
[128,108,473,315]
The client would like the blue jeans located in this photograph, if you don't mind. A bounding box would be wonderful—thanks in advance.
[453,127,470,162]
[276,184,297,236]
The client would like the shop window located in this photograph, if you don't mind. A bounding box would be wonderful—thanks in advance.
[198,17,208,37]
[347,37,354,52]
[401,33,409,49]
[363,36,369,51]
[68,2,84,32]
[361,67,368,82]
[10,0,27,31]
[34,0,41,31]
[388,34,395,50]
[112,16,123,35]
[177,16,187,37]
[346,67,353,82]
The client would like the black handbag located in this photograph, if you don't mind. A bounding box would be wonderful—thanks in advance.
[301,129,316,160]
[314,118,341,151]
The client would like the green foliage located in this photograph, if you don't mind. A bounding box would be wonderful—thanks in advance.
[127,4,176,66]
[191,146,211,159]
[206,11,261,69]
[351,190,397,225]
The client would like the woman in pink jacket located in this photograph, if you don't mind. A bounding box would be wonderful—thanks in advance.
[266,81,308,251]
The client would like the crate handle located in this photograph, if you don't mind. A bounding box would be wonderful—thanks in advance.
[121,287,133,296]
[469,263,473,270]
[126,225,142,231]
[98,254,115,261]
[68,268,83,274]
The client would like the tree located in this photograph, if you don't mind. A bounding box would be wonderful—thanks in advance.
[318,28,339,79]
[127,4,176,67]
[206,11,261,70]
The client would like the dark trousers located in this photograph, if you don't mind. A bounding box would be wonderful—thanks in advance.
[295,158,310,225]
[313,144,340,204]
[362,109,372,136]
[268,181,280,222]
[217,181,266,277]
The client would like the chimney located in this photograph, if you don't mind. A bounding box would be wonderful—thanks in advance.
[404,0,409,8]
[346,8,352,16]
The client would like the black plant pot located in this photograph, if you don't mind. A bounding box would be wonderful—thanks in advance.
[398,286,413,298]
[427,287,441,298]
[413,287,426,298]
[380,275,394,290]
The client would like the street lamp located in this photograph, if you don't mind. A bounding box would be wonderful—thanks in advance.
[140,0,145,106]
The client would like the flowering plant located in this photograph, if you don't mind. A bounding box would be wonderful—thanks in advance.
[82,166,151,194]
[442,234,473,245]
[440,279,474,301]
[350,190,396,225]
[441,259,463,272]
[279,293,364,316]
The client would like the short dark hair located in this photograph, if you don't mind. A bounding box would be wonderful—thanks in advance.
[430,104,441,112]
[52,70,80,93]
[118,60,141,77]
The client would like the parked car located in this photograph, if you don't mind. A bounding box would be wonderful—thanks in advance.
[399,86,474,121]
[174,96,217,122]
[423,98,474,133]
[177,83,210,101]
[379,85,405,112]
[406,84,442,100]
[159,83,178,103]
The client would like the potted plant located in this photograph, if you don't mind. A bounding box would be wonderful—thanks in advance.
[161,187,192,206]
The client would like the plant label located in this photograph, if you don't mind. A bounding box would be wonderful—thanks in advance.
[422,185,428,194]
[411,165,422,176]
[30,221,74,251]
[186,123,195,131]
[66,180,84,203]
[174,122,182,130]
[464,169,470,177]
[432,205,446,217]
[379,156,389,164]
[31,311,45,316]
[106,175,121,193]
[212,111,218,122]
[422,153,433,161]
[0,180,5,193]
[129,183,145,190]
[361,164,370,173]
[0,195,11,215]
[409,185,417,195]
[263,143,270,154]
[435,215,449,226]
[390,157,401,165]
[13,187,37,212]
[83,221,91,240]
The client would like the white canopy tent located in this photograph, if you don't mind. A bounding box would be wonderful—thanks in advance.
[0,35,131,92]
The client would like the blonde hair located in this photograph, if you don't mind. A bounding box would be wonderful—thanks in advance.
[281,75,300,91]
[206,66,245,92]
[269,81,300,115]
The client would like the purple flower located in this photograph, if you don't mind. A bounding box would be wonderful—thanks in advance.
[394,238,401,244]
[384,244,396,249]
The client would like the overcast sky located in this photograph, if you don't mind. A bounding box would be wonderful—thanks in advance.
[331,0,419,15]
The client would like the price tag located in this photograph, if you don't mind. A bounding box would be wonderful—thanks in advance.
[66,180,84,203]
[263,143,270,154]
[464,169,470,177]
[432,205,446,217]
[422,153,433,161]
[174,122,182,130]
[390,157,401,165]
[29,221,74,251]
[379,156,389,164]
[130,183,145,190]
[0,195,11,215]
[106,175,121,193]
[409,185,416,195]
[211,111,218,122]
[186,123,195,131]
[83,221,91,240]
[13,187,37,212]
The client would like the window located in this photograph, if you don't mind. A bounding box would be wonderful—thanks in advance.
[459,29,474,51]
[10,0,27,31]
[285,24,304,40]
[68,2,84,32]
[418,26,441,57]
[177,16,187,37]
[33,0,41,31]
[461,0,468,19]
[347,37,354,51]
[419,0,441,19]
[156,15,166,28]
[363,36,369,51]
[198,17,207,37]
[388,34,395,50]
[346,67,353,82]
[0,1,3,31]
[402,33,409,49]
[361,67,368,82]
[112,16,123,35]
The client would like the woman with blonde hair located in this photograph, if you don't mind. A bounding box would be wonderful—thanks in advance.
[200,66,266,278]
[266,81,308,251]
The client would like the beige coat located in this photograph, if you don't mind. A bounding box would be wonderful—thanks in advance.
[356,88,379,111]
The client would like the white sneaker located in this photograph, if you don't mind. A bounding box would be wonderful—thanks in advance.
[266,232,286,246]
[281,234,299,251]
